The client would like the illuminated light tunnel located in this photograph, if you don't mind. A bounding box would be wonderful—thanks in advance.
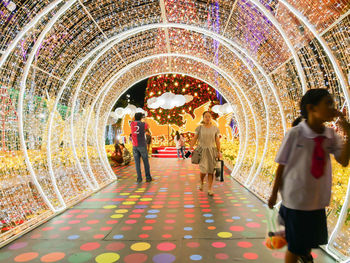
[0,0,349,261]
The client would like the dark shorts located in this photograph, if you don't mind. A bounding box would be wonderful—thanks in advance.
[279,205,328,255]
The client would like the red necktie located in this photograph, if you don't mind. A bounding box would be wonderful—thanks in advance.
[311,136,326,179]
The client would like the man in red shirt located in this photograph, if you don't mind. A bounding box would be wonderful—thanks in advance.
[130,113,152,183]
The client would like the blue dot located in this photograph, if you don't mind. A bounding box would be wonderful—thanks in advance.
[205,219,214,223]
[184,192,192,194]
[203,214,213,217]
[148,210,160,213]
[135,205,148,209]
[113,235,124,239]
[184,227,192,231]
[68,235,80,240]
[146,214,157,218]
[184,235,192,239]
[190,255,202,260]
[184,205,194,208]
[246,218,253,222]
[232,216,240,220]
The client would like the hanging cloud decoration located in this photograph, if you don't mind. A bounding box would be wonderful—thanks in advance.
[212,103,234,115]
[109,104,147,121]
[147,92,193,109]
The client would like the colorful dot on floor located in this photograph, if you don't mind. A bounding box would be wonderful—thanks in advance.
[40,252,66,262]
[217,232,232,238]
[14,252,39,262]
[156,242,176,251]
[124,253,148,263]
[67,252,92,263]
[80,242,101,251]
[130,242,151,251]
[216,253,229,260]
[243,252,259,260]
[152,253,176,263]
[95,253,120,263]
[190,254,202,260]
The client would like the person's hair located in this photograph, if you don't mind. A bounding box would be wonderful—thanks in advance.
[175,131,180,140]
[299,88,330,120]
[134,112,144,121]
[292,117,303,127]
[120,143,125,148]
[114,143,121,153]
[201,111,212,124]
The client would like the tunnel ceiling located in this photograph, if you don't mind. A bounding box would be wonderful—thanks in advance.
[1,0,350,258]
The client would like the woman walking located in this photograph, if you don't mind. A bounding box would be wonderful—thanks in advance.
[174,131,185,159]
[189,111,222,196]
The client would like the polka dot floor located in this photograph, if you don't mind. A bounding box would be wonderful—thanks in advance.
[0,158,336,262]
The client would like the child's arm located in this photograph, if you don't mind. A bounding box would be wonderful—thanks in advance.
[268,164,285,209]
[336,115,350,167]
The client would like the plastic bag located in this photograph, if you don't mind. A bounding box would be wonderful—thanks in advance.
[265,207,287,250]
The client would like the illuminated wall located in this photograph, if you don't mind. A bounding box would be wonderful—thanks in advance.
[0,0,349,260]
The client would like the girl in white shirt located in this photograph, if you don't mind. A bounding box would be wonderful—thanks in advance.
[175,131,185,159]
[268,89,350,263]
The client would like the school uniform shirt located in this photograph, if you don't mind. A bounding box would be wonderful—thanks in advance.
[275,120,343,211]
[130,121,149,147]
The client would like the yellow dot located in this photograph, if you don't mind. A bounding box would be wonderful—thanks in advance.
[103,205,117,209]
[140,198,152,202]
[130,242,151,251]
[129,195,140,198]
[115,209,128,213]
[110,214,124,219]
[120,193,130,196]
[95,253,120,263]
[122,201,135,205]
[217,232,232,238]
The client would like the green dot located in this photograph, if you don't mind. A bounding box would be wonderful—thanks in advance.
[33,240,75,251]
[242,231,257,238]
[251,209,259,212]
[0,252,12,261]
[231,200,238,203]
[68,252,92,263]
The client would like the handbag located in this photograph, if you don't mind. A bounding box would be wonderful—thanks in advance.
[214,159,224,181]
[191,147,202,164]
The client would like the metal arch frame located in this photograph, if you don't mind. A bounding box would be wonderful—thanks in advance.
[277,2,350,259]
[17,0,77,212]
[91,53,260,185]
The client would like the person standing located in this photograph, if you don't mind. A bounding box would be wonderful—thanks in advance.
[174,131,185,159]
[268,89,350,263]
[189,111,222,196]
[130,113,153,183]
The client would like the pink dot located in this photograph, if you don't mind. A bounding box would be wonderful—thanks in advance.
[124,253,148,263]
[145,219,156,224]
[129,214,141,218]
[185,214,195,218]
[69,210,81,214]
[246,222,260,228]
[106,242,125,251]
[68,220,80,225]
[142,226,153,230]
[106,220,119,224]
[272,252,285,259]
[93,234,105,239]
[202,209,211,212]
[100,227,112,231]
[60,226,71,231]
[82,209,95,213]
[185,209,194,212]
[80,242,100,251]
[76,214,88,219]
[31,234,41,239]
[212,242,226,248]
[121,226,132,231]
[125,220,137,224]
[80,227,91,231]
[186,242,200,248]
[186,220,195,223]
[166,214,176,218]
[243,253,258,260]
[311,252,318,259]
[164,226,174,230]
[230,226,244,231]
[42,227,54,231]
[165,219,175,224]
[62,215,73,218]
[237,242,253,248]
[157,242,176,251]
[87,220,99,225]
[139,234,149,239]
[216,253,229,260]
[256,214,264,217]
[52,220,64,225]
[162,234,172,238]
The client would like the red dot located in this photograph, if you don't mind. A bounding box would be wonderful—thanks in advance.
[124,253,148,263]
[246,222,260,228]
[125,220,137,224]
[237,242,253,248]
[162,234,172,238]
[106,242,125,251]
[68,220,80,224]
[80,242,101,251]
[121,226,132,231]
[42,227,54,231]
[106,220,119,224]
[142,226,153,230]
[82,209,95,213]
[100,227,112,231]
[52,220,64,225]
[216,253,229,260]
[76,214,88,219]
[186,242,200,248]
[69,210,81,214]
[243,253,258,260]
[139,234,149,238]
[311,252,317,259]
[60,226,71,231]
[230,226,244,231]
[129,214,141,218]
[87,220,99,225]
[185,214,195,218]
[157,242,176,251]
[93,234,104,239]
[145,219,156,224]
[165,219,175,224]
[164,226,174,230]
[212,242,226,248]
[80,227,91,231]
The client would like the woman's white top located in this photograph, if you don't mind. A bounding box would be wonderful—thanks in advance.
[275,120,343,211]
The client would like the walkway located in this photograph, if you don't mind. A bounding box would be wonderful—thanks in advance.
[0,158,335,262]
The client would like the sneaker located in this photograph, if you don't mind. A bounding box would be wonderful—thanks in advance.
[146,178,153,182]
[136,179,142,183]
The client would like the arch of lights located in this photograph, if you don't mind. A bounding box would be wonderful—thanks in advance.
[0,0,349,260]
